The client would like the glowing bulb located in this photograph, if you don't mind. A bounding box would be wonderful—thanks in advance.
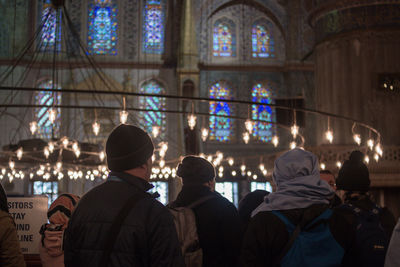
[29,121,38,135]
[240,165,246,172]
[247,171,252,177]
[207,155,213,162]
[243,132,250,144]
[353,134,361,145]
[325,130,333,143]
[336,161,342,168]
[48,109,57,124]
[48,142,54,153]
[262,169,268,176]
[228,157,234,166]
[364,155,370,164]
[159,160,165,168]
[9,160,15,170]
[259,164,265,171]
[291,124,299,138]
[161,142,168,152]
[231,171,237,176]
[62,137,69,148]
[384,83,387,88]
[272,136,279,147]
[187,114,197,130]
[245,119,253,134]
[75,149,81,158]
[56,162,62,170]
[72,142,79,152]
[99,151,105,161]
[218,166,224,173]
[390,85,394,90]
[201,128,209,142]
[320,163,326,170]
[367,139,374,150]
[253,174,257,180]
[290,141,296,150]
[159,149,166,158]
[92,121,100,136]
[374,153,379,162]
[119,110,128,124]
[152,126,160,138]
[216,151,223,160]
[375,143,383,156]
[16,148,23,160]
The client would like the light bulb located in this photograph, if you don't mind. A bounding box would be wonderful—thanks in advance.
[291,124,299,138]
[231,171,237,176]
[99,151,105,161]
[216,151,223,160]
[320,163,326,170]
[159,160,165,168]
[259,163,265,171]
[56,162,62,170]
[218,166,224,173]
[290,141,296,150]
[48,142,55,153]
[160,142,168,152]
[72,142,79,152]
[384,83,387,88]
[75,149,81,158]
[152,126,160,138]
[247,171,252,177]
[16,148,23,160]
[187,114,197,130]
[262,169,268,176]
[364,155,370,164]
[92,121,100,136]
[228,157,234,166]
[9,160,15,170]
[62,137,69,148]
[374,153,379,162]
[119,110,128,124]
[240,165,246,172]
[245,119,253,134]
[207,155,213,162]
[243,132,250,144]
[336,161,342,168]
[159,149,166,158]
[272,135,279,147]
[253,174,258,180]
[353,134,361,145]
[325,130,333,143]
[367,139,374,150]
[29,121,38,135]
[48,109,57,124]
[375,143,383,156]
[201,128,209,142]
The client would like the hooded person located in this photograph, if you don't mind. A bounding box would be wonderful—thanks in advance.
[39,193,80,267]
[169,155,242,267]
[336,150,396,267]
[0,183,26,267]
[238,189,269,232]
[241,148,358,267]
[64,124,184,267]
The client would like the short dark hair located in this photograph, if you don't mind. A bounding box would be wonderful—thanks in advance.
[320,170,333,175]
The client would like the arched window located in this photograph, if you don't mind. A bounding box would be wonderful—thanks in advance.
[251,83,275,142]
[88,0,118,55]
[142,0,165,54]
[139,80,166,138]
[35,80,61,139]
[252,20,274,58]
[149,181,168,204]
[251,181,272,192]
[209,81,234,142]
[215,182,238,207]
[213,18,236,57]
[40,0,61,51]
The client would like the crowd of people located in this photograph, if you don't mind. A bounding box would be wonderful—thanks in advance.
[0,123,399,267]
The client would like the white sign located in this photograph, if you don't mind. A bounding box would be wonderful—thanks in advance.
[8,196,48,254]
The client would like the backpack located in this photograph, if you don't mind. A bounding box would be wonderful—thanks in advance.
[168,195,215,267]
[272,209,344,267]
[340,203,389,267]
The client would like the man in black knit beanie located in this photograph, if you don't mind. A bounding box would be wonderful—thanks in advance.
[64,124,184,267]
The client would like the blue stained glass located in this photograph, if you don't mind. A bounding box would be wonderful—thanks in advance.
[213,19,236,57]
[143,0,165,54]
[209,82,234,142]
[252,22,275,58]
[35,80,61,139]
[40,0,61,51]
[251,83,275,142]
[139,80,166,139]
[88,0,117,55]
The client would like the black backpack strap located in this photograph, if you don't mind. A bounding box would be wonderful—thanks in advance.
[187,195,216,209]
[272,223,301,267]
[100,192,147,267]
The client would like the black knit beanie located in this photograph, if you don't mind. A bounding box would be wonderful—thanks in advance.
[106,124,154,171]
[336,150,370,192]
[177,156,216,185]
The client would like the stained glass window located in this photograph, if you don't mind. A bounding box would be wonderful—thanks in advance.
[209,81,234,142]
[215,182,238,207]
[252,21,274,58]
[251,181,273,192]
[251,83,275,142]
[139,80,166,139]
[35,80,61,139]
[149,181,168,204]
[142,0,165,54]
[40,0,61,51]
[213,18,236,57]
[33,181,58,207]
[88,0,118,55]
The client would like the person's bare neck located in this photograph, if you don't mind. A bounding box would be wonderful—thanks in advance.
[124,169,148,182]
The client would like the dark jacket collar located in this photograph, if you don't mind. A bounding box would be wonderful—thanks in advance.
[109,171,153,192]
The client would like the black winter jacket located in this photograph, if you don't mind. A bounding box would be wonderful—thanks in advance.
[64,172,184,267]
[241,204,358,267]
[171,185,242,267]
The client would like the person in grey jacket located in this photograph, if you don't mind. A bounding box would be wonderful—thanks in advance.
[385,218,400,267]
[64,124,184,267]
